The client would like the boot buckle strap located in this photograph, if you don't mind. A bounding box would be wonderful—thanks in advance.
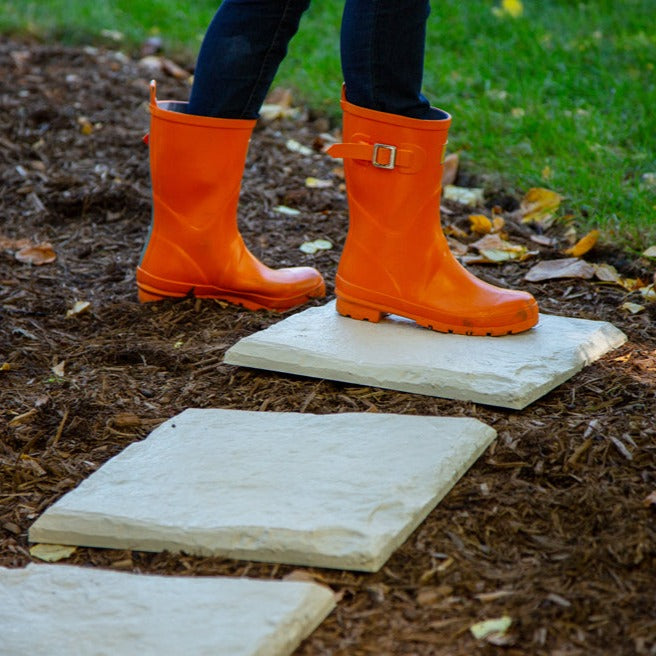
[371,143,397,169]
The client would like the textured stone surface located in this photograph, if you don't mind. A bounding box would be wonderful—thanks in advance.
[29,410,495,572]
[0,564,335,656]
[224,301,627,409]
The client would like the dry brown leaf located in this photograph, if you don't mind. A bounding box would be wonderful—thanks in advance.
[443,224,469,239]
[524,257,595,282]
[593,262,622,283]
[52,361,66,377]
[520,187,563,224]
[564,229,600,257]
[15,242,56,265]
[442,152,459,186]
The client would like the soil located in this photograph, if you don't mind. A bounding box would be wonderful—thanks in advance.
[1,40,655,656]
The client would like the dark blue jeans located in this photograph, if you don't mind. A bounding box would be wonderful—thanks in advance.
[188,0,434,120]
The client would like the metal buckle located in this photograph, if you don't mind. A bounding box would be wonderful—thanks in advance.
[372,143,397,169]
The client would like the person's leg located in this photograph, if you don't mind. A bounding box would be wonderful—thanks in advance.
[340,0,435,119]
[188,0,311,119]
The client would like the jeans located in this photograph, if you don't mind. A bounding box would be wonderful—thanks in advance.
[188,0,434,120]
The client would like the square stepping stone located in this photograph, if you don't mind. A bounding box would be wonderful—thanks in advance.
[224,301,627,409]
[29,410,496,572]
[0,564,335,656]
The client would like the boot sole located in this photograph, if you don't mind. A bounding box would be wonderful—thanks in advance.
[336,296,539,337]
[137,279,326,312]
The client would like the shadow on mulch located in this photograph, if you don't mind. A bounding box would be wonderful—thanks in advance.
[1,40,655,656]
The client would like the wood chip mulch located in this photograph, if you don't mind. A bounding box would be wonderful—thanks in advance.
[1,40,655,655]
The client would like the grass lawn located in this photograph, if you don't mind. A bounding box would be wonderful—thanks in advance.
[2,0,654,248]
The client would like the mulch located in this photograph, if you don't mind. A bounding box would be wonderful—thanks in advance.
[1,39,655,655]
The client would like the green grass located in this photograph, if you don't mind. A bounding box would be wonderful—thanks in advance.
[2,0,655,248]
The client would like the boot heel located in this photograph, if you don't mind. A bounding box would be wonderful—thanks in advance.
[137,288,167,303]
[336,297,384,322]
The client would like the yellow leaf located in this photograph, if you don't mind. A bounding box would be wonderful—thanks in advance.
[469,214,493,234]
[30,543,77,562]
[564,229,599,257]
[520,188,563,224]
[77,116,94,135]
[492,216,506,232]
[502,0,523,17]
[541,165,552,180]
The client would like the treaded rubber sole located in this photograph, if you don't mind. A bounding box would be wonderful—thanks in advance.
[137,279,326,312]
[336,296,539,337]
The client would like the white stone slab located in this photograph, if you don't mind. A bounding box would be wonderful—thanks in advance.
[224,301,627,409]
[29,410,495,572]
[0,564,334,656]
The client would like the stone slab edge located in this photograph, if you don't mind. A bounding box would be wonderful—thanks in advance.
[0,564,335,656]
[224,312,627,410]
[29,417,496,572]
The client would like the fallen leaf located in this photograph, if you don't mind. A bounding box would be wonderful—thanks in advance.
[52,361,66,377]
[1,362,12,371]
[471,233,531,262]
[541,165,553,180]
[470,616,512,640]
[305,177,332,189]
[564,229,599,257]
[443,185,485,206]
[511,107,525,118]
[300,239,333,254]
[443,224,469,239]
[642,245,656,258]
[530,234,557,247]
[442,152,459,186]
[286,139,313,156]
[640,285,656,301]
[77,116,94,135]
[525,257,595,281]
[520,187,563,225]
[273,205,300,216]
[447,237,469,256]
[282,569,317,583]
[15,242,56,265]
[491,215,505,232]
[593,262,622,283]
[30,543,77,562]
[66,300,91,317]
[643,491,656,508]
[469,214,493,234]
[621,302,645,314]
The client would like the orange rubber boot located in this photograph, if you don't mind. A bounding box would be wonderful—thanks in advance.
[136,81,325,310]
[327,94,538,336]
